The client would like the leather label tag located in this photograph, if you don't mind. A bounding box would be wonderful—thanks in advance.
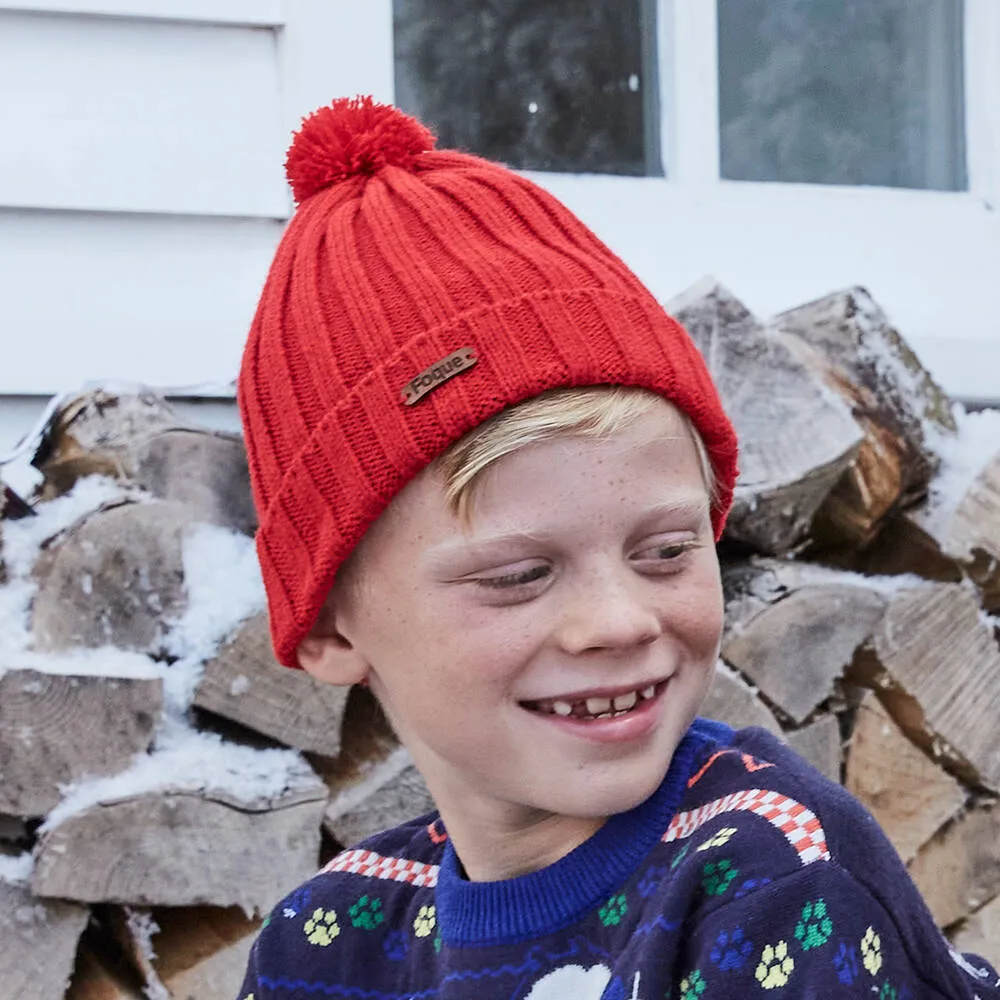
[401,347,478,406]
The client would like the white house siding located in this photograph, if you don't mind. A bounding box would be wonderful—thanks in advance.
[1,0,999,496]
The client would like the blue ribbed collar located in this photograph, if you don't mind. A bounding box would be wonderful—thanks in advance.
[436,717,732,947]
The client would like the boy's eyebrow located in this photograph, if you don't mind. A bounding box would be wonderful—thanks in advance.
[428,496,712,562]
[640,497,712,521]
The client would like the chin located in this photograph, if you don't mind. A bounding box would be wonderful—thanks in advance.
[549,766,667,820]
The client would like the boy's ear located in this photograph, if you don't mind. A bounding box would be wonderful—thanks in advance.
[296,602,369,687]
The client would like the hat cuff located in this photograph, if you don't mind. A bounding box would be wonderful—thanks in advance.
[256,286,737,667]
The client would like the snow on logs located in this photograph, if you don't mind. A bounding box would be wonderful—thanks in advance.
[1,279,999,993]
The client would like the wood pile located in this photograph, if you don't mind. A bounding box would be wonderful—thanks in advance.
[0,281,997,997]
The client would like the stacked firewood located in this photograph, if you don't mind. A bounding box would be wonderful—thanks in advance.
[0,281,998,999]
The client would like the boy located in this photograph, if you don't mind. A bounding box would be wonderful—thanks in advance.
[237,97,997,998]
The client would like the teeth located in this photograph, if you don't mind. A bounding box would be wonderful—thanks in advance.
[613,691,638,711]
[537,684,660,718]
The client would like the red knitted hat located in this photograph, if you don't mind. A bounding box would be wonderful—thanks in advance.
[239,96,738,668]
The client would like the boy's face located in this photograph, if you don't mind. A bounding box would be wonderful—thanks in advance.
[312,398,723,857]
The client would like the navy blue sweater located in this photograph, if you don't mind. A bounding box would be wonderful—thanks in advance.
[238,720,999,998]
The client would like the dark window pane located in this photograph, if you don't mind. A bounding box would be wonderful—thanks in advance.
[393,0,660,176]
[718,0,966,190]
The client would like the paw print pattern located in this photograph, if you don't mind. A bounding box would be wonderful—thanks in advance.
[735,877,772,900]
[303,907,340,946]
[678,969,707,999]
[413,904,436,938]
[755,941,795,989]
[701,859,739,896]
[348,894,385,930]
[282,885,311,919]
[638,865,668,898]
[861,926,883,976]
[833,941,859,985]
[794,898,834,950]
[710,926,753,971]
[697,826,738,852]
[599,893,628,927]
[382,928,408,961]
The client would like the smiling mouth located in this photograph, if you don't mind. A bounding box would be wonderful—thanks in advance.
[521,680,668,721]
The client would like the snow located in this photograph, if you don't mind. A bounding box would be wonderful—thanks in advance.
[2,647,164,682]
[124,907,172,1000]
[0,476,130,671]
[921,405,1000,538]
[0,472,317,830]
[42,727,320,831]
[850,289,931,405]
[0,852,33,886]
[167,523,264,662]
[160,521,265,713]
[230,674,251,696]
[1,476,125,579]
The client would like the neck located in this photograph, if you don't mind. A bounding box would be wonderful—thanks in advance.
[436,799,605,882]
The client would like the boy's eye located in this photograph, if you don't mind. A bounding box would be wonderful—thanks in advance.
[632,540,696,564]
[474,563,550,589]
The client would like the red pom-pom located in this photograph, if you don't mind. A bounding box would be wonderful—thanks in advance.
[285,96,436,203]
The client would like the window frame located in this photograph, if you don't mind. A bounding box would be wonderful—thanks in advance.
[381,0,1000,401]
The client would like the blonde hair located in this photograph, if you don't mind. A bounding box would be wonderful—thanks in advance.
[433,386,719,521]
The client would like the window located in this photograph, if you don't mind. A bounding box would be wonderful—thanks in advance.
[393,0,660,176]
[717,0,967,190]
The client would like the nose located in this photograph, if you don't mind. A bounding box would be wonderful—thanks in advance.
[556,566,662,655]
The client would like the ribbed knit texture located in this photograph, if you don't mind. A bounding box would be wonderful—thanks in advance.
[238,97,739,667]
[435,720,705,946]
[239,722,1000,999]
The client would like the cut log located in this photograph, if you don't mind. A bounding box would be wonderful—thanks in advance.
[312,684,400,789]
[950,893,1000,969]
[110,905,259,1000]
[314,686,434,847]
[701,661,782,735]
[852,512,964,587]
[65,945,144,1000]
[853,582,1000,792]
[0,483,5,584]
[324,746,435,848]
[905,445,1000,613]
[2,482,35,520]
[770,287,955,546]
[33,390,180,494]
[33,784,327,914]
[0,815,29,843]
[722,560,887,723]
[132,428,256,536]
[194,611,349,757]
[0,669,162,817]
[0,867,90,1000]
[785,714,842,784]
[32,389,255,535]
[907,803,1000,929]
[667,278,863,554]
[31,499,193,654]
[845,692,965,862]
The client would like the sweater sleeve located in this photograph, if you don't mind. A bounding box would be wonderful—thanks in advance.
[673,862,999,1000]
[234,936,263,1000]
